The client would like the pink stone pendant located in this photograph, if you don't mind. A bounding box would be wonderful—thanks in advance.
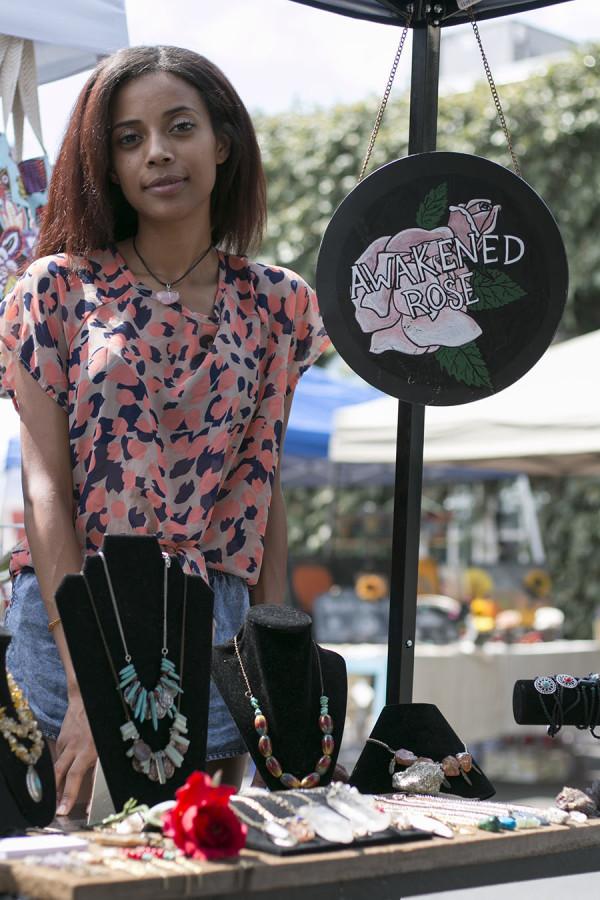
[155,289,180,305]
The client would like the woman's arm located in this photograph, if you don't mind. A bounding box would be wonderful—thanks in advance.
[251,390,294,606]
[13,363,97,815]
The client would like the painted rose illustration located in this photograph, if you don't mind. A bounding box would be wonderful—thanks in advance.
[351,198,500,356]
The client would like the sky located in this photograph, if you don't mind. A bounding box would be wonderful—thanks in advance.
[13,0,600,161]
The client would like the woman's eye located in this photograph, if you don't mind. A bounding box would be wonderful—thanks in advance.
[171,119,194,133]
[118,132,140,146]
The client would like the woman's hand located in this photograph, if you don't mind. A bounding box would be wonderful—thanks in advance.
[54,690,98,816]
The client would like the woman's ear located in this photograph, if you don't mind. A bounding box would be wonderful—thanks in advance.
[109,170,120,184]
[216,134,231,165]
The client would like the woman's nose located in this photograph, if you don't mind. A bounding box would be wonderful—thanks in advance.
[146,132,174,165]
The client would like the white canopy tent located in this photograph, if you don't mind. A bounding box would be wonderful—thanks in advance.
[332,330,600,477]
[1,0,128,85]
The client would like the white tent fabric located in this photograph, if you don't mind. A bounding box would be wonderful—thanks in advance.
[331,331,600,476]
[0,0,128,85]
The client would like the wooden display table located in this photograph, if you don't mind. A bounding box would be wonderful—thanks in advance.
[2,821,600,900]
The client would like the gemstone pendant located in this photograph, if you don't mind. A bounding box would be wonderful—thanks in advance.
[26,765,43,803]
[155,290,180,305]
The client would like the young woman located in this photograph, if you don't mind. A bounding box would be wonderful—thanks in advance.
[0,46,328,815]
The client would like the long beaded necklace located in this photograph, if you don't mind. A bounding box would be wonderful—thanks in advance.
[233,635,334,789]
[98,551,182,731]
[82,558,189,784]
[132,238,213,306]
[0,672,44,802]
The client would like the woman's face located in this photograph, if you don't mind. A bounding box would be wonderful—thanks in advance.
[110,71,229,229]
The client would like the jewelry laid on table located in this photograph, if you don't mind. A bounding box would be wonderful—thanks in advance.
[229,794,300,848]
[387,808,455,839]
[82,556,190,784]
[325,782,391,834]
[233,635,334,789]
[0,672,44,802]
[246,789,317,842]
[374,792,567,829]
[366,737,480,788]
[98,550,183,730]
[132,237,213,306]
[272,788,355,844]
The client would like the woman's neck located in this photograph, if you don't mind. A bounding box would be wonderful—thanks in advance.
[131,218,213,281]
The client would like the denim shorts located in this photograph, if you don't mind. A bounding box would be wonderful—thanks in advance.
[5,567,249,760]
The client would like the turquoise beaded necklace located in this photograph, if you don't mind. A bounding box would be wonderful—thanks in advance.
[233,635,334,789]
[98,550,183,731]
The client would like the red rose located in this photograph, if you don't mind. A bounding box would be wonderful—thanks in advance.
[163,772,247,860]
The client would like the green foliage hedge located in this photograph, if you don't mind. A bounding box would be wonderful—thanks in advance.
[255,43,600,339]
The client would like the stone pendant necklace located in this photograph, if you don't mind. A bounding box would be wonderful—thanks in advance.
[233,635,334,789]
[82,555,189,784]
[0,672,44,802]
[132,237,213,305]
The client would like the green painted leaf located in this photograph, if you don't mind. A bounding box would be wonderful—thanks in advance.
[436,342,493,389]
[415,183,448,230]
[471,268,526,309]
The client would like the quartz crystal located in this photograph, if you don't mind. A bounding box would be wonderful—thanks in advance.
[296,804,354,844]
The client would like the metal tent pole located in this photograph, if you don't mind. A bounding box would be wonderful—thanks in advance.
[385,16,441,705]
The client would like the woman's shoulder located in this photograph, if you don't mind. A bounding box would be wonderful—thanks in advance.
[19,248,114,288]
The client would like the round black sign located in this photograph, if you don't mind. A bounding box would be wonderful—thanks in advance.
[316,152,568,405]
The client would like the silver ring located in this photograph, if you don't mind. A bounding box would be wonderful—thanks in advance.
[555,674,579,689]
[534,675,556,695]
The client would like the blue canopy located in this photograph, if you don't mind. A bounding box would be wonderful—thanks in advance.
[284,365,382,459]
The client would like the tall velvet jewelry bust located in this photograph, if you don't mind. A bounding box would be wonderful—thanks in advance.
[212,605,347,790]
[0,629,56,832]
[55,535,214,811]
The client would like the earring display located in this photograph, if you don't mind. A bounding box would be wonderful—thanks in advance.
[82,558,190,784]
[0,673,44,803]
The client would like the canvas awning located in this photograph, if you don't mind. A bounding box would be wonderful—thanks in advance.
[290,0,573,27]
[332,331,600,476]
[0,0,128,84]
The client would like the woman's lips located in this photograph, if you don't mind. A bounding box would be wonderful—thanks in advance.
[145,178,187,195]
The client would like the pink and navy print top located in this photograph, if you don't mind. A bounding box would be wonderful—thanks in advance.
[0,247,329,584]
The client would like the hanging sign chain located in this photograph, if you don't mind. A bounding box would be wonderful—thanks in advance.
[469,10,522,178]
[359,11,413,182]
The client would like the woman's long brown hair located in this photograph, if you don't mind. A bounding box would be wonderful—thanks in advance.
[36,46,266,260]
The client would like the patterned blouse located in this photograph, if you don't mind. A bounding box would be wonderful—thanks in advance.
[0,247,329,584]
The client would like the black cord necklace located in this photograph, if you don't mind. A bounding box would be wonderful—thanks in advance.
[132,237,213,306]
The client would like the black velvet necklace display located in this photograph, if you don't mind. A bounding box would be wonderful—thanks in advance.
[212,606,347,791]
[350,704,494,800]
[55,535,214,811]
[0,630,56,833]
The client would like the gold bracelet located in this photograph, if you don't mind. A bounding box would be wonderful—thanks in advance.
[48,617,62,633]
